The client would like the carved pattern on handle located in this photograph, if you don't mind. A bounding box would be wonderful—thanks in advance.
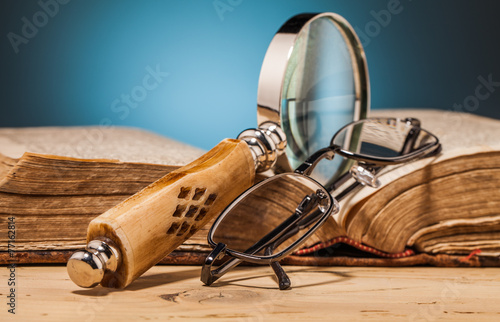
[166,186,218,237]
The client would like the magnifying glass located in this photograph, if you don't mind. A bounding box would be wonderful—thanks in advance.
[256,12,369,186]
[66,12,369,289]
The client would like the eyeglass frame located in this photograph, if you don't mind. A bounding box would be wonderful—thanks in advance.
[201,117,441,289]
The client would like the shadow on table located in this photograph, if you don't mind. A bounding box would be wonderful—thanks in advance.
[72,266,201,296]
[71,266,352,296]
[209,267,352,290]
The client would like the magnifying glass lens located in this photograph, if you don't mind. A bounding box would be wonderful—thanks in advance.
[282,16,359,182]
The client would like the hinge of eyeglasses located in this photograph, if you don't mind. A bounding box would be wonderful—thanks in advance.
[350,163,381,188]
[237,122,287,172]
[294,147,336,176]
[403,117,421,127]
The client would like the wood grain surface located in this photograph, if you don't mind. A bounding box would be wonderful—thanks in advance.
[87,138,255,288]
[2,265,500,321]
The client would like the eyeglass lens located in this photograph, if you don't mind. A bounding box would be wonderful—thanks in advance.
[332,118,438,159]
[212,174,331,257]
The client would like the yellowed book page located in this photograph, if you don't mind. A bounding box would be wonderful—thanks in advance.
[335,109,500,227]
[0,126,205,166]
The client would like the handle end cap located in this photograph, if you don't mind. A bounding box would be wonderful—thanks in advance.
[67,250,104,288]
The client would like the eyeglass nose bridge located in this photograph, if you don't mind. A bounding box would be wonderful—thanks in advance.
[350,163,381,188]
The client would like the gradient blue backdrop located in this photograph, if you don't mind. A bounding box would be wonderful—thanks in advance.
[1,0,499,150]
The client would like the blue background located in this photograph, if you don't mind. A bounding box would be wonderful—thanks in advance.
[1,0,499,150]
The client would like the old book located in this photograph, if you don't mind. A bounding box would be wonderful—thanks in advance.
[1,109,500,267]
[0,126,208,260]
[296,109,500,265]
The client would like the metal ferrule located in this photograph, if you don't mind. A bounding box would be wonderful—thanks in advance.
[237,122,286,173]
[67,239,121,288]
[87,239,120,273]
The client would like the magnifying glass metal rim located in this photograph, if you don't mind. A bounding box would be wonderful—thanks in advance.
[256,12,370,173]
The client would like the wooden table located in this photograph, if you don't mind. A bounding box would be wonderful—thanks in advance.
[2,265,499,321]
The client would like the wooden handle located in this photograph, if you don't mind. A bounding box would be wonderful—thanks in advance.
[87,139,255,288]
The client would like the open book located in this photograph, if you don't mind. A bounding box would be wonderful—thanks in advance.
[297,109,500,266]
[1,109,499,266]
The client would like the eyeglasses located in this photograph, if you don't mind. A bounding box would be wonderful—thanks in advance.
[201,117,441,290]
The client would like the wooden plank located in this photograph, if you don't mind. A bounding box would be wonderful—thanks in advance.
[2,265,500,320]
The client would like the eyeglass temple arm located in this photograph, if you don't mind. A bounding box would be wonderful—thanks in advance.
[263,202,331,290]
[265,246,291,290]
[239,194,316,255]
[266,208,324,255]
[264,198,329,290]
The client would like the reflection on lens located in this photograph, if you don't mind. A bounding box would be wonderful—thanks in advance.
[213,173,331,256]
[281,15,358,183]
[332,118,438,159]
